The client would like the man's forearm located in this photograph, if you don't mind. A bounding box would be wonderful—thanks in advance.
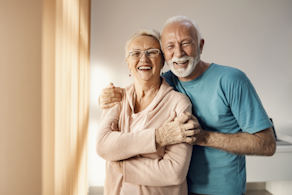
[196,127,276,156]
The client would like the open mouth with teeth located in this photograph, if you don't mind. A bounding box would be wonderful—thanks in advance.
[174,60,189,66]
[138,66,152,70]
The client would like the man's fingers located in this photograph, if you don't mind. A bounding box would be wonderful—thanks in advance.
[100,102,118,109]
[185,112,199,122]
[102,88,122,96]
[99,87,120,106]
[106,82,115,88]
[184,129,201,137]
[184,120,200,129]
[174,113,190,124]
[185,136,197,145]
[115,87,123,94]
[100,97,122,105]
[165,111,177,123]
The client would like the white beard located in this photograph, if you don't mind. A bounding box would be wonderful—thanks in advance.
[167,52,200,78]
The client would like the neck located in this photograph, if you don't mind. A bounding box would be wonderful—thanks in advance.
[178,60,211,82]
[134,77,161,99]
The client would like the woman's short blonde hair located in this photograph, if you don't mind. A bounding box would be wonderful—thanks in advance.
[125,29,161,59]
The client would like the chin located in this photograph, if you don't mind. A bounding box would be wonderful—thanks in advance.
[168,56,199,78]
[167,57,199,77]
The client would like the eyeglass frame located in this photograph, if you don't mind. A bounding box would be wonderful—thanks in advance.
[127,48,161,59]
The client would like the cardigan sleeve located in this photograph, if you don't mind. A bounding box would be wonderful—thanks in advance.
[96,102,157,162]
[123,103,193,186]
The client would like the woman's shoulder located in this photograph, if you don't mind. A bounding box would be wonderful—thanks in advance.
[160,77,191,105]
[168,90,191,105]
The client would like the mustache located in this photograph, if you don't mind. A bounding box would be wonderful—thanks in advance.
[171,56,193,63]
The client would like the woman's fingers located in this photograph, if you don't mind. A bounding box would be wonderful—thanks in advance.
[111,122,119,131]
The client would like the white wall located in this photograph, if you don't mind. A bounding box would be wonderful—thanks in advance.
[89,0,292,188]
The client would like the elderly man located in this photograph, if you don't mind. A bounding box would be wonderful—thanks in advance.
[98,16,276,195]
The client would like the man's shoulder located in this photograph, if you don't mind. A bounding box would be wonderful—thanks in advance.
[212,64,246,76]
[162,71,178,89]
[211,64,249,84]
[162,70,176,81]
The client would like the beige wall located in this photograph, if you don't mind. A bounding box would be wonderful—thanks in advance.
[0,0,91,195]
[0,0,42,195]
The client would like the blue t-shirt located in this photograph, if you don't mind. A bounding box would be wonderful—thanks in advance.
[162,63,272,195]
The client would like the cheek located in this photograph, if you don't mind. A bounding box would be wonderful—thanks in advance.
[151,59,162,70]
[189,47,198,57]
[128,60,138,70]
[163,52,172,62]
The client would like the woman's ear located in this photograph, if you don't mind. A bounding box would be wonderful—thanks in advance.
[126,58,131,72]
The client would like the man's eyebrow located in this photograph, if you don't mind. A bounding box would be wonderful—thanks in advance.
[181,37,194,42]
[165,41,174,45]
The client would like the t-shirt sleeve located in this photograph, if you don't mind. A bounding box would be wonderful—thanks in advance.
[228,73,272,134]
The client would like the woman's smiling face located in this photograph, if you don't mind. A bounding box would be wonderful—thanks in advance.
[126,35,164,82]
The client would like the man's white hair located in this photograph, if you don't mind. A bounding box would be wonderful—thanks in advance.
[125,29,161,59]
[160,15,203,47]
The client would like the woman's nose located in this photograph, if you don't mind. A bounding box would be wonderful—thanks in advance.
[139,52,149,62]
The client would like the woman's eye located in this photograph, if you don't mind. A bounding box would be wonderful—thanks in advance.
[132,52,140,56]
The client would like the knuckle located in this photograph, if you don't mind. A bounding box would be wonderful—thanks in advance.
[193,122,200,128]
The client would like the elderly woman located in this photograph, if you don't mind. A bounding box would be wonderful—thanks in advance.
[96,29,192,195]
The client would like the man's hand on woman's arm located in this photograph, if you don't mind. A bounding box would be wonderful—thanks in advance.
[99,83,123,109]
[155,111,201,148]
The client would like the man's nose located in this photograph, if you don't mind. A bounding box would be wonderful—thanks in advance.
[173,46,185,58]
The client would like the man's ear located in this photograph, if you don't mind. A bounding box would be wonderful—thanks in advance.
[199,39,205,54]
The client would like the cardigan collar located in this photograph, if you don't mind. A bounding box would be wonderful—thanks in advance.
[124,77,173,112]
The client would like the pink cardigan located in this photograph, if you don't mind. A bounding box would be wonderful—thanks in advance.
[96,78,193,195]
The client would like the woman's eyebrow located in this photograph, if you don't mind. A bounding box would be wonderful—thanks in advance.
[131,47,157,50]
